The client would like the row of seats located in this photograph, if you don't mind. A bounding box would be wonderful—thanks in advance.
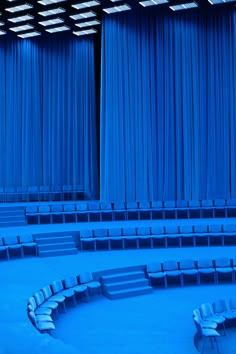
[0,185,84,202]
[0,234,36,259]
[25,199,236,225]
[27,272,101,333]
[79,224,236,251]
[146,258,236,288]
[193,299,236,353]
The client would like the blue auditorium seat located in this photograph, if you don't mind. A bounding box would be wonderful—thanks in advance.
[226,199,236,217]
[208,224,223,246]
[179,225,194,246]
[163,200,176,219]
[162,260,182,287]
[176,200,188,219]
[87,201,101,222]
[113,201,126,220]
[222,224,236,246]
[93,229,110,250]
[179,259,198,285]
[193,224,209,246]
[3,236,23,258]
[214,257,233,284]
[51,204,63,223]
[76,202,89,222]
[122,227,138,249]
[79,230,95,251]
[108,228,124,249]
[151,226,165,248]
[197,259,215,284]
[137,226,151,248]
[165,225,180,247]
[100,202,113,221]
[188,200,201,218]
[26,205,39,224]
[126,201,139,220]
[38,205,51,224]
[201,200,214,218]
[146,262,166,287]
[213,199,226,218]
[138,201,151,220]
[150,201,163,219]
[63,204,76,223]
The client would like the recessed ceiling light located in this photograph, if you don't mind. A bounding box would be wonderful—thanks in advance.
[103,4,131,13]
[72,1,100,9]
[45,25,70,33]
[38,18,64,26]
[10,24,34,32]
[73,28,97,36]
[6,3,33,13]
[8,14,34,23]
[18,31,41,38]
[75,19,100,28]
[70,11,96,20]
[38,8,65,16]
[170,1,198,10]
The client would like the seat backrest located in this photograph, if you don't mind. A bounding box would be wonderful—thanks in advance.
[3,235,19,245]
[63,185,73,192]
[229,297,236,310]
[213,299,227,314]
[151,226,164,235]
[165,225,179,234]
[28,186,39,193]
[113,201,125,210]
[201,199,213,207]
[139,201,151,209]
[39,185,49,192]
[146,262,162,273]
[38,205,50,213]
[76,203,88,211]
[179,259,195,270]
[64,276,78,289]
[28,311,37,326]
[126,201,138,209]
[34,291,45,306]
[163,260,179,271]
[197,258,213,269]
[93,229,108,237]
[0,237,4,246]
[51,204,63,212]
[179,225,192,234]
[227,199,236,206]
[188,200,200,207]
[28,297,37,311]
[214,199,226,207]
[151,201,163,208]
[80,229,93,238]
[51,280,64,294]
[193,224,208,233]
[100,201,112,210]
[63,204,76,212]
[79,272,93,284]
[176,200,188,208]
[41,285,52,299]
[108,228,122,237]
[19,234,33,243]
[200,302,214,319]
[137,227,151,236]
[26,206,38,213]
[88,201,100,211]
[122,227,136,236]
[214,257,231,268]
[163,200,175,208]
[208,224,222,233]
[223,224,236,233]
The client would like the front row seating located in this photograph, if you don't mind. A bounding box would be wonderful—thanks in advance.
[27,272,101,334]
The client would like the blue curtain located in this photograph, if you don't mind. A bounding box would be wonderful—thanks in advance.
[100,9,236,202]
[0,36,98,199]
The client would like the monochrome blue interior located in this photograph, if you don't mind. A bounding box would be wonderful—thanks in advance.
[1,4,236,354]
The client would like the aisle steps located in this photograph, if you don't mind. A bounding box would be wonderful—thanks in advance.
[35,234,78,257]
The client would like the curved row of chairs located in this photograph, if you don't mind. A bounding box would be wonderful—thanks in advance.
[193,299,236,353]
[25,199,236,225]
[146,257,236,288]
[0,185,84,202]
[0,234,37,259]
[27,272,101,333]
[79,224,236,251]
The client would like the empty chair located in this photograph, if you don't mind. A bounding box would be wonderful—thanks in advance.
[214,199,226,218]
[28,186,39,202]
[63,276,89,303]
[26,206,39,224]
[176,200,189,219]
[93,229,110,250]
[229,297,236,314]
[113,202,126,220]
[38,185,50,201]
[179,259,198,285]
[138,201,151,220]
[63,204,76,223]
[41,285,66,312]
[62,185,73,201]
[137,227,151,248]
[231,258,236,282]
[188,200,201,218]
[162,260,182,287]
[208,224,223,246]
[50,185,62,201]
[214,258,233,283]
[193,224,209,246]
[201,200,214,218]
[150,201,163,219]
[28,311,55,333]
[126,201,139,220]
[38,205,51,224]
[179,225,194,246]
[151,226,165,248]
[163,200,176,219]
[193,317,220,354]
[4,186,16,202]
[222,224,236,246]
[165,225,180,247]
[100,201,113,221]
[226,199,236,217]
[16,186,28,202]
[146,262,166,287]
[51,279,75,307]
[19,234,37,256]
[51,205,64,224]
[0,186,5,202]
[213,299,236,324]
[34,291,59,316]
[197,259,216,284]
[87,201,101,222]
[79,272,101,296]
[79,230,95,251]
[200,303,225,334]
[193,308,217,329]
[3,236,23,258]
[108,228,124,249]
[122,227,138,249]
[0,237,9,260]
[76,203,89,222]
[28,296,52,316]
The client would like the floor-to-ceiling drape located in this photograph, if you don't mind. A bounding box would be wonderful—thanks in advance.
[0,36,98,199]
[100,8,236,202]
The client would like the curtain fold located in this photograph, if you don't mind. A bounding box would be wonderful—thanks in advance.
[100,9,236,202]
[0,36,98,199]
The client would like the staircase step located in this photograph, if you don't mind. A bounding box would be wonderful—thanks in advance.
[0,221,26,227]
[0,207,25,212]
[0,210,25,216]
[38,248,78,257]
[37,242,75,251]
[101,271,145,284]
[35,235,73,245]
[103,278,149,292]
[105,286,153,300]
[0,215,25,221]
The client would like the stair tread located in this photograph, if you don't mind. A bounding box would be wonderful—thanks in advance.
[107,285,152,295]
[104,278,148,287]
[37,241,75,247]
[35,235,73,241]
[101,271,144,281]
[38,248,77,256]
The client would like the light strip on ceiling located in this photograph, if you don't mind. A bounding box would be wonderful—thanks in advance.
[10,23,34,32]
[6,3,33,13]
[72,1,100,9]
[170,2,198,10]
[70,11,96,19]
[75,19,100,27]
[8,14,34,23]
[140,0,168,6]
[18,31,41,38]
[38,17,64,26]
[45,25,70,32]
[38,0,66,4]
[38,8,65,16]
[73,28,97,36]
[103,4,131,13]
